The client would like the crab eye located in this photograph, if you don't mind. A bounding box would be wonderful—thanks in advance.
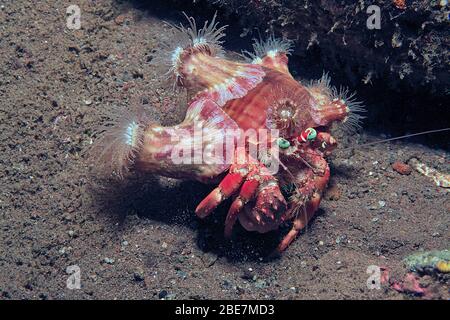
[299,127,317,142]
[277,138,291,149]
[321,141,327,149]
[305,128,317,141]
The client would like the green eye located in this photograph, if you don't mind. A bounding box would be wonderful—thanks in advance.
[306,128,317,141]
[277,138,290,149]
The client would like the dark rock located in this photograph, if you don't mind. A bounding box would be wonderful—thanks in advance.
[133,268,145,282]
[158,290,168,299]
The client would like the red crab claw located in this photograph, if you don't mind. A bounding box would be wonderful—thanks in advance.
[224,173,287,238]
[236,181,287,235]
[195,160,287,237]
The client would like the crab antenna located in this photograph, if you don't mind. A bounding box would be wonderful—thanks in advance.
[338,128,450,152]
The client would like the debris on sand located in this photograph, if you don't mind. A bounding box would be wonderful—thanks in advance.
[325,184,341,201]
[133,267,145,281]
[380,250,450,298]
[103,257,115,265]
[404,249,450,274]
[201,252,218,267]
[158,290,168,299]
[114,14,127,25]
[409,158,450,188]
[381,268,429,297]
[391,273,427,296]
[393,0,407,10]
[392,161,412,175]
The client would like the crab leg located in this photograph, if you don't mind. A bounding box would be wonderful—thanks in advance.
[277,159,330,253]
[224,172,261,238]
[196,151,287,238]
[277,192,322,252]
[195,163,253,218]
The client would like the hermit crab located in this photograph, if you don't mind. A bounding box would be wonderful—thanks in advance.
[92,14,364,253]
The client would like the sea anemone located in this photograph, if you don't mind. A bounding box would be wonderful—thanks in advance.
[266,97,302,138]
[155,12,227,87]
[331,86,366,133]
[88,105,148,179]
[306,72,365,133]
[242,34,293,64]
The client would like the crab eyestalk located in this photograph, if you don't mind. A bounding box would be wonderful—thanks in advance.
[298,127,317,142]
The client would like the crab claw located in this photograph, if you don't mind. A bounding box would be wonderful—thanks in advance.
[223,176,260,238]
[234,181,287,235]
[276,191,322,253]
[195,159,287,237]
[224,172,287,237]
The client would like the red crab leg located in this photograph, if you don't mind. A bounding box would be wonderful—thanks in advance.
[195,164,251,218]
[254,181,286,221]
[277,161,330,253]
[224,174,260,238]
[277,192,322,252]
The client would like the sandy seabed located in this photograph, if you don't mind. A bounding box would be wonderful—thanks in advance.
[0,1,448,299]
